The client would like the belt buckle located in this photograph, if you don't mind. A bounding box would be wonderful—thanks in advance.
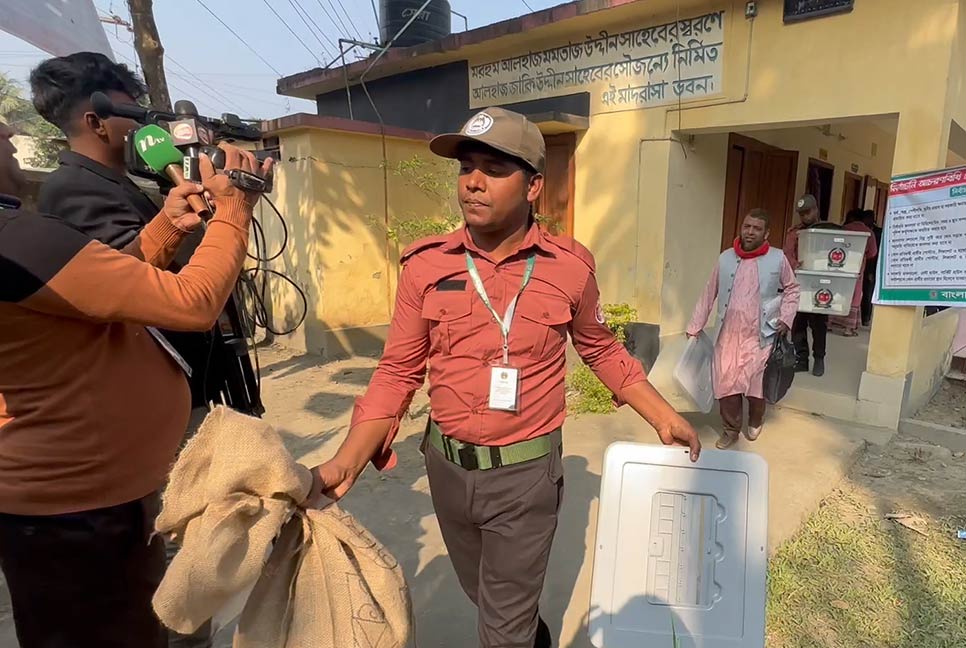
[457,444,479,470]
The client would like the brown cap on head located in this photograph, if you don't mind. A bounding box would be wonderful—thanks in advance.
[430,107,546,174]
[796,194,818,213]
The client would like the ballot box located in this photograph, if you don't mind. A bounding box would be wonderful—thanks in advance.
[589,445,769,648]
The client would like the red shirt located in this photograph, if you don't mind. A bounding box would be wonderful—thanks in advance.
[783,225,804,268]
[352,224,647,470]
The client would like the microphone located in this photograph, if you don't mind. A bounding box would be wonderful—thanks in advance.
[169,101,210,183]
[90,91,149,122]
[132,124,211,219]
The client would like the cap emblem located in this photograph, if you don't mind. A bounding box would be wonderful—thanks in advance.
[464,112,494,136]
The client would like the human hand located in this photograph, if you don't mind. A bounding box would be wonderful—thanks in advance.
[655,414,701,462]
[685,331,697,339]
[200,143,275,206]
[161,181,205,232]
[305,458,361,507]
[777,322,790,336]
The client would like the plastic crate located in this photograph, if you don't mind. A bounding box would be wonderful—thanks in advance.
[799,228,871,273]
[797,270,859,315]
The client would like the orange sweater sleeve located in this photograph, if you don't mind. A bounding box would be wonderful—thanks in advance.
[119,210,190,267]
[20,198,251,332]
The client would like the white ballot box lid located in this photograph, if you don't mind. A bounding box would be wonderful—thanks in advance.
[589,444,769,648]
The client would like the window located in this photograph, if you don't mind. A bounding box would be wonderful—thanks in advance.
[784,0,855,24]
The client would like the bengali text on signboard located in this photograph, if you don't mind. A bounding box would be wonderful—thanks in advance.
[874,166,966,306]
[468,10,726,112]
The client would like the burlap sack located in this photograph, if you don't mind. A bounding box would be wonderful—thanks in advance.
[153,406,411,648]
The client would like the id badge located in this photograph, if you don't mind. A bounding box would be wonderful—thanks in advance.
[488,365,520,412]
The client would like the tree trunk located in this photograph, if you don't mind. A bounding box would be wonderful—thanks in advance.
[127,0,172,111]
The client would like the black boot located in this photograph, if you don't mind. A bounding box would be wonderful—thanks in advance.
[812,358,825,377]
[794,359,810,373]
[535,617,552,648]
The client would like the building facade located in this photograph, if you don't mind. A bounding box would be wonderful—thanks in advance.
[269,0,966,428]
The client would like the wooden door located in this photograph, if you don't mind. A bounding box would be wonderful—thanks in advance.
[841,171,863,218]
[874,180,889,225]
[721,133,799,251]
[535,133,576,237]
[807,159,835,222]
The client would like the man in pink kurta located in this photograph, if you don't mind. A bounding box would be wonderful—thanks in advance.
[688,210,801,449]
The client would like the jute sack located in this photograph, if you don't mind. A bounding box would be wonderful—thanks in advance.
[153,406,411,648]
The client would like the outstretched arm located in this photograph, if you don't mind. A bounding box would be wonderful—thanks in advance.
[308,261,431,501]
[686,263,720,337]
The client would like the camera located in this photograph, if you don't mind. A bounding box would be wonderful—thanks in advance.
[91,92,272,192]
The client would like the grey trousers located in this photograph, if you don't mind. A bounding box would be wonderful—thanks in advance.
[167,407,212,648]
[425,433,563,648]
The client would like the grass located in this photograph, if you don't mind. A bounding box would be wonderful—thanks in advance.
[767,488,966,648]
[566,303,637,414]
[567,364,616,414]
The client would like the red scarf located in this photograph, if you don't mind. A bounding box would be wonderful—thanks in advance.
[734,237,770,259]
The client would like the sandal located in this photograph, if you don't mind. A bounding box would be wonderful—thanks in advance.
[716,432,739,449]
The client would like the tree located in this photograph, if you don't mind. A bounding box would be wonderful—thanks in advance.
[0,72,64,168]
[127,0,172,111]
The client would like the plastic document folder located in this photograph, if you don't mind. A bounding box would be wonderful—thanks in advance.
[648,333,715,414]
[589,444,768,648]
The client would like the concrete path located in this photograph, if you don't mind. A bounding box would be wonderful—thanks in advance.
[226,349,893,648]
[0,348,895,648]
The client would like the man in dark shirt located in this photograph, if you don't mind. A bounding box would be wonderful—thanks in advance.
[783,195,842,377]
[30,51,213,648]
[861,209,882,326]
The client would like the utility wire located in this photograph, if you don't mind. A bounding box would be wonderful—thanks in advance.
[260,0,324,66]
[370,0,380,39]
[289,0,338,55]
[317,0,351,38]
[194,0,285,76]
[103,27,253,116]
[105,25,289,115]
[332,0,364,41]
[521,0,535,12]
[110,45,223,116]
[165,56,250,115]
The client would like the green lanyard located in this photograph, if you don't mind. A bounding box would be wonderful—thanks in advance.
[465,252,536,365]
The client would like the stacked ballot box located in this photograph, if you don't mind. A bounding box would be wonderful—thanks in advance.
[796,228,868,315]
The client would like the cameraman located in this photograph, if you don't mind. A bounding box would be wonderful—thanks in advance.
[30,58,232,646]
[31,53,165,248]
[0,126,272,648]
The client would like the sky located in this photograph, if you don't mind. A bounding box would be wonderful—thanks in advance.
[0,0,562,121]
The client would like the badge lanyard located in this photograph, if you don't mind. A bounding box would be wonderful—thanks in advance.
[465,252,536,365]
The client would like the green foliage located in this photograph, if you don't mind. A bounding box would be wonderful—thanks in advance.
[567,364,615,415]
[24,120,65,168]
[566,303,638,414]
[382,155,566,244]
[534,211,563,235]
[601,303,636,344]
[384,154,462,244]
[0,72,64,168]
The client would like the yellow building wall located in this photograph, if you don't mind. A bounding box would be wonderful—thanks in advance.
[555,0,956,318]
[256,127,443,357]
[266,0,963,417]
[908,310,960,412]
[661,133,729,335]
[947,0,966,132]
